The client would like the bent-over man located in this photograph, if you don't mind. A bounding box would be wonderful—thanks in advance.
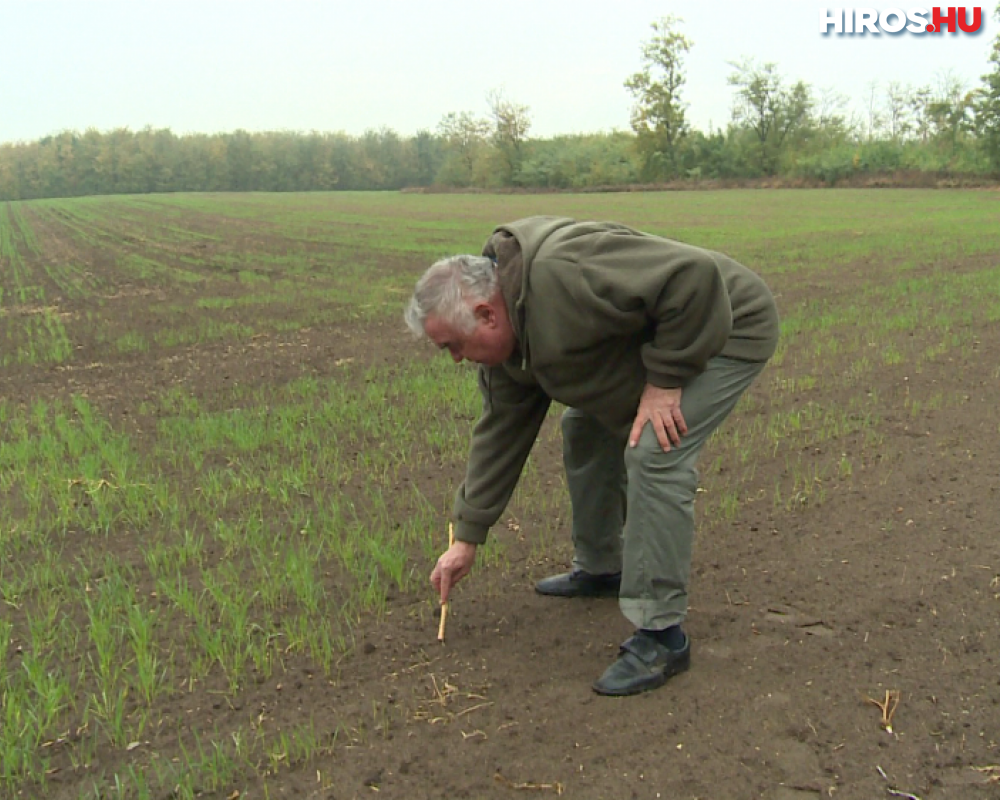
[404,216,779,696]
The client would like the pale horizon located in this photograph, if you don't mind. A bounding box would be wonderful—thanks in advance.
[4,1,996,145]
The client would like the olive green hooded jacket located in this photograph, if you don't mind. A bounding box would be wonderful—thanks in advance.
[452,216,779,545]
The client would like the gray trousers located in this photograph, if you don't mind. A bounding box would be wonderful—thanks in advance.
[561,356,767,630]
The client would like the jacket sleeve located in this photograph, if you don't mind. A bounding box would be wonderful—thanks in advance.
[581,228,733,387]
[453,365,551,544]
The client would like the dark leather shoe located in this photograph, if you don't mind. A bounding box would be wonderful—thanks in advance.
[534,569,621,598]
[592,631,691,696]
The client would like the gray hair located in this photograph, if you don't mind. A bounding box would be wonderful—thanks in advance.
[404,254,498,337]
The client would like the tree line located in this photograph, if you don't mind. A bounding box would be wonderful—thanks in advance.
[2,7,999,202]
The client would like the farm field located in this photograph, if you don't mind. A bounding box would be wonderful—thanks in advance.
[1,189,999,800]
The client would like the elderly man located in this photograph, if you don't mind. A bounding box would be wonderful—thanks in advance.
[405,216,779,696]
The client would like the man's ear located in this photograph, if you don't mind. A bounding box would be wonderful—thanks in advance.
[472,302,496,326]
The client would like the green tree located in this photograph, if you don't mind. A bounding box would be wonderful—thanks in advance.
[976,3,1000,170]
[624,15,692,180]
[436,111,490,186]
[728,59,812,175]
[225,130,256,191]
[924,75,975,155]
[486,88,532,186]
[885,82,913,140]
[863,80,886,142]
[412,130,444,186]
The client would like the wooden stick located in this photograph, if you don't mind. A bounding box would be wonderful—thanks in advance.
[437,523,455,642]
[437,601,449,642]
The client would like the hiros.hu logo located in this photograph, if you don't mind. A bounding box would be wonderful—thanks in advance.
[820,7,984,33]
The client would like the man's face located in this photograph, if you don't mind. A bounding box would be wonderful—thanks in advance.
[424,298,515,367]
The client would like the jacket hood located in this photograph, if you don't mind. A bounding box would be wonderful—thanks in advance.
[490,216,577,270]
[482,217,576,360]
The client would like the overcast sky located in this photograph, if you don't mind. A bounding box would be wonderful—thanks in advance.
[2,1,996,143]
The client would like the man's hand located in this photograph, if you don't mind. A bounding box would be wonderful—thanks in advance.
[629,384,687,451]
[431,540,478,603]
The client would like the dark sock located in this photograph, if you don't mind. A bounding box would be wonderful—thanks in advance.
[641,625,686,650]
